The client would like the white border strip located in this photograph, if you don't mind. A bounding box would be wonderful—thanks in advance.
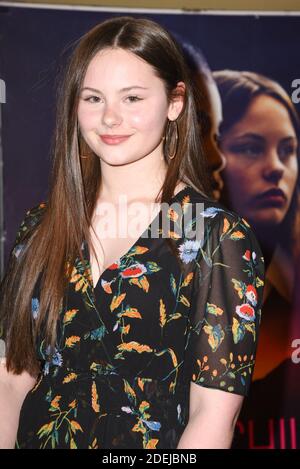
[1,2,300,16]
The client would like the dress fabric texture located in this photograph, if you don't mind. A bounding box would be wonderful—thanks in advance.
[5,186,265,449]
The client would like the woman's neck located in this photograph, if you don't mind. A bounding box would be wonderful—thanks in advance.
[98,151,168,205]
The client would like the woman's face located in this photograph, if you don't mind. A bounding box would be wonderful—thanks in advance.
[77,47,184,167]
[220,94,298,226]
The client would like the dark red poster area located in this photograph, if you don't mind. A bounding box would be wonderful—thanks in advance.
[0,4,299,449]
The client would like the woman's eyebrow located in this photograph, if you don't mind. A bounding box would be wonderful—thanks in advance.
[233,134,297,143]
[80,86,149,93]
[232,133,265,142]
[280,136,297,143]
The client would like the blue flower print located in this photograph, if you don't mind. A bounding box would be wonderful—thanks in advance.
[43,345,63,375]
[178,239,202,263]
[201,207,224,218]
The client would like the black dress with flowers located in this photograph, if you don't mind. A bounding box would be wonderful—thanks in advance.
[4,186,265,449]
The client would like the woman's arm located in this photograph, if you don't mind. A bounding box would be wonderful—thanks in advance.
[176,382,244,449]
[0,358,38,449]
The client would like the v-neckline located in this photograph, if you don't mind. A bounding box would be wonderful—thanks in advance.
[84,185,192,292]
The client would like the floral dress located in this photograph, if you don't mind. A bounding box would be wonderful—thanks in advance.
[4,186,265,449]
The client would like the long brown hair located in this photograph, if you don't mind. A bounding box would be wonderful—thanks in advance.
[0,16,212,376]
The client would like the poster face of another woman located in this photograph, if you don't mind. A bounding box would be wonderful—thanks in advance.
[219,94,298,231]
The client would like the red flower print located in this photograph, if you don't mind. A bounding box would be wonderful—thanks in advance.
[245,285,258,306]
[121,263,147,279]
[236,303,255,321]
[243,250,251,261]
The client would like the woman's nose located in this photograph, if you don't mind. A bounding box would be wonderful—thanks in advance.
[102,104,122,128]
[263,150,285,182]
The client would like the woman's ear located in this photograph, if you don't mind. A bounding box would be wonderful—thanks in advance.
[167,81,186,121]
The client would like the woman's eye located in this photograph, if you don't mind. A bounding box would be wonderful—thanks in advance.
[278,144,297,159]
[83,96,101,103]
[228,143,263,157]
[125,95,143,103]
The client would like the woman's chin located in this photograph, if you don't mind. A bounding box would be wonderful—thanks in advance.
[244,209,286,228]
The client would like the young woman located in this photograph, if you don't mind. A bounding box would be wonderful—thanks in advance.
[0,17,264,449]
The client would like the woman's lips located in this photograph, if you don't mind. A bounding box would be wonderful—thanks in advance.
[255,188,286,207]
[100,135,131,145]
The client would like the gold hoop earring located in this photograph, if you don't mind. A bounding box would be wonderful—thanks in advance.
[164,119,179,160]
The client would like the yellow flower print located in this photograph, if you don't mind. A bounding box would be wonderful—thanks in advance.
[145,439,159,449]
[122,307,142,319]
[181,272,194,287]
[179,294,190,307]
[91,381,100,413]
[63,373,78,384]
[50,395,61,411]
[203,324,225,351]
[230,230,245,240]
[110,293,126,312]
[117,341,153,353]
[70,420,83,434]
[159,299,166,327]
[69,266,89,293]
[206,302,224,316]
[88,438,99,449]
[63,309,79,325]
[124,381,137,401]
[222,217,230,234]
[65,336,80,348]
[129,276,149,292]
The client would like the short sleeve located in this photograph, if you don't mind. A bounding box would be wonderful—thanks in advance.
[0,202,46,349]
[185,210,265,396]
